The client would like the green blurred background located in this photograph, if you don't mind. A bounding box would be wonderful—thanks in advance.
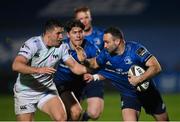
[1,92,180,121]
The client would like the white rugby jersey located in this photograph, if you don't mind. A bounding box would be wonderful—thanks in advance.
[14,36,71,93]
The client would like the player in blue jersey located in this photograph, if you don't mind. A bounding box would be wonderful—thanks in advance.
[74,6,105,120]
[53,19,104,121]
[74,6,104,51]
[77,27,169,121]
[12,19,88,121]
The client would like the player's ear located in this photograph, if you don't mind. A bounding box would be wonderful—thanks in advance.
[115,39,121,45]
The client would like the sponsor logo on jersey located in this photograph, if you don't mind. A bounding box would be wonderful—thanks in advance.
[106,61,112,66]
[52,54,59,58]
[136,47,147,57]
[34,52,40,57]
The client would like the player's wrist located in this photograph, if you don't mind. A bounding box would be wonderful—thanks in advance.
[93,74,100,81]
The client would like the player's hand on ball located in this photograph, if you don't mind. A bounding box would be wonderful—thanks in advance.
[128,74,142,86]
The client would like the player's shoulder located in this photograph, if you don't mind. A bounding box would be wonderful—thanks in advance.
[93,26,104,34]
[23,36,42,49]
[26,36,41,43]
[126,41,144,48]
[84,39,95,47]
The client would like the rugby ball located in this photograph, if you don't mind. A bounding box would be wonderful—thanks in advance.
[128,65,149,92]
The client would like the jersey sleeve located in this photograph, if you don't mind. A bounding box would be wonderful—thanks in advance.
[60,43,72,62]
[85,42,100,58]
[18,40,38,61]
[96,49,109,67]
[134,43,152,64]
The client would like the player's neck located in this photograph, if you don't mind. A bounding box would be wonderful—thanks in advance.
[117,40,125,55]
[84,26,92,36]
[69,41,76,50]
[42,34,52,48]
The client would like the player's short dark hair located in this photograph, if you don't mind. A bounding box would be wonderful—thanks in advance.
[65,19,85,33]
[104,27,124,40]
[43,18,63,33]
[74,6,90,17]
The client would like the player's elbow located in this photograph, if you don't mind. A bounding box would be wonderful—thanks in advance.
[12,61,18,72]
[155,63,162,74]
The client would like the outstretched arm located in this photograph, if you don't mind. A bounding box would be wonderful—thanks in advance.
[12,55,56,74]
[75,46,100,69]
[64,57,88,75]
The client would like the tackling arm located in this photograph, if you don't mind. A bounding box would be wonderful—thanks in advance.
[65,57,88,75]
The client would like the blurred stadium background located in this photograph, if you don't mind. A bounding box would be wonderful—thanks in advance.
[0,0,180,120]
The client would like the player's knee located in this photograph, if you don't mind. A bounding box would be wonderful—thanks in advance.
[154,112,169,121]
[52,111,67,121]
[51,112,67,121]
[88,109,101,120]
[71,107,82,120]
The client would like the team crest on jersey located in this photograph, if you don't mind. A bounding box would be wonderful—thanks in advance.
[124,56,132,64]
[94,38,101,45]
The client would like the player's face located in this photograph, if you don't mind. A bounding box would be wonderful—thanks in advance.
[68,27,84,47]
[103,33,119,54]
[49,27,64,46]
[75,11,92,31]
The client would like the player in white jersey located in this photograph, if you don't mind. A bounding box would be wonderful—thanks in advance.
[12,19,88,121]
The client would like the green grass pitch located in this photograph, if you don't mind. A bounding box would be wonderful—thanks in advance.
[0,92,180,121]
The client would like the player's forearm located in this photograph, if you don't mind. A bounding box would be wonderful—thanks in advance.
[12,61,38,74]
[140,64,161,82]
[83,58,99,69]
[71,63,88,75]
[141,56,162,81]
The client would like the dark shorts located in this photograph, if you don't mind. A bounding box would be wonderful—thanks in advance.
[121,85,166,115]
[81,80,104,99]
[56,80,104,101]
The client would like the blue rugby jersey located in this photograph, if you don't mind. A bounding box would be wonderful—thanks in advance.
[54,38,99,85]
[97,41,154,97]
[84,27,104,51]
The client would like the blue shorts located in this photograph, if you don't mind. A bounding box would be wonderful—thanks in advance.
[81,80,104,99]
[121,85,166,115]
[56,80,104,101]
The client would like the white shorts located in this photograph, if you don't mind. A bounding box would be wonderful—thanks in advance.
[14,89,59,115]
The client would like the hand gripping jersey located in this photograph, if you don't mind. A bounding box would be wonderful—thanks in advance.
[54,38,99,85]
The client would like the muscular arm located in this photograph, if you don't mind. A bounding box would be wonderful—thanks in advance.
[65,57,88,75]
[128,56,162,86]
[140,56,162,81]
[12,55,56,74]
